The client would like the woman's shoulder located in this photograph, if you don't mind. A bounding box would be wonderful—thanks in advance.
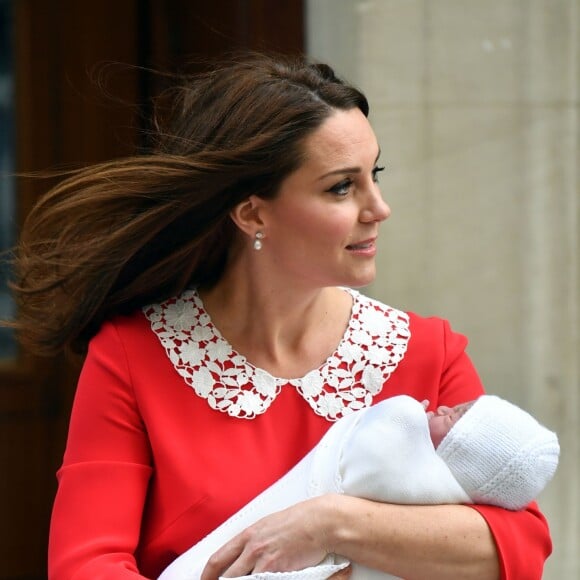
[82,311,153,369]
[353,293,480,403]
[352,289,469,354]
[353,290,455,332]
[91,289,201,339]
[94,308,151,337]
[87,297,176,356]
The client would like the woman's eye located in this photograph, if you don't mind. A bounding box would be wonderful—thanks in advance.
[328,178,353,197]
[372,165,385,183]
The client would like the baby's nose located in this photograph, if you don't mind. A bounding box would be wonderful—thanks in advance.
[436,405,452,415]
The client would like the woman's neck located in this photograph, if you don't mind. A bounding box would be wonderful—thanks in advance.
[198,265,353,379]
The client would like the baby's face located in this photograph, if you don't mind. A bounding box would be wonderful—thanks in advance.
[427,402,474,448]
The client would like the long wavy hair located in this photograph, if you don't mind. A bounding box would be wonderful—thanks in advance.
[5,53,369,355]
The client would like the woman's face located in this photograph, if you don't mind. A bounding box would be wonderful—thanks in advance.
[257,107,391,290]
[427,402,474,448]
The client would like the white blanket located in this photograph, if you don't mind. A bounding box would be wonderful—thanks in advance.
[158,396,471,580]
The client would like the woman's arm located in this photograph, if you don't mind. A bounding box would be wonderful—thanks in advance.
[48,321,152,579]
[471,502,552,578]
[326,495,498,579]
[200,494,499,580]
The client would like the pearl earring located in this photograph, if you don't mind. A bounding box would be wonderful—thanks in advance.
[253,231,264,251]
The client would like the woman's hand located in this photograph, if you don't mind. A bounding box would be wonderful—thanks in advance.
[200,496,337,580]
[200,493,500,580]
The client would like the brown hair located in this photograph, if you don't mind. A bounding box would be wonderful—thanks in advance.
[6,53,369,355]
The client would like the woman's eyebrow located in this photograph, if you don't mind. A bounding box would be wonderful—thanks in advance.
[317,149,382,181]
[318,166,362,180]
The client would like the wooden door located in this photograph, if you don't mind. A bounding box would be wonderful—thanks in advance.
[1,1,303,576]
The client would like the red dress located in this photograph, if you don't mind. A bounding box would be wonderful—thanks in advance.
[48,290,552,579]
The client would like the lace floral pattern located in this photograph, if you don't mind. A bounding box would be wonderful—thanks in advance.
[143,289,411,421]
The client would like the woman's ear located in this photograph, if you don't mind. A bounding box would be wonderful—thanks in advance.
[229,195,266,236]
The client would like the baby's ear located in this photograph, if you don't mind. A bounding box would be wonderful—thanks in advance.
[421,399,429,410]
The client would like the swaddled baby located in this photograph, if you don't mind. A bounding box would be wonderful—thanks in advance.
[159,395,559,580]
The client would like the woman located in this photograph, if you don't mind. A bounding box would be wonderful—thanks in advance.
[7,53,551,579]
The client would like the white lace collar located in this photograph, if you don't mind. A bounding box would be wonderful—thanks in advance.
[143,289,410,421]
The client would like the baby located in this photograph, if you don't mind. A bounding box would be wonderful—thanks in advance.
[425,400,475,447]
[159,395,560,580]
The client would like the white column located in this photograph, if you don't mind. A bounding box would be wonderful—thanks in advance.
[307,1,579,577]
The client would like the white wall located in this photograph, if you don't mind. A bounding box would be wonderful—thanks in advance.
[307,1,579,577]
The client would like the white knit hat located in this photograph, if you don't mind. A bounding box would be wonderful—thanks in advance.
[436,395,560,510]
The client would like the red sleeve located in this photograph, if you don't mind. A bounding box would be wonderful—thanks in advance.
[471,502,552,580]
[48,321,153,579]
[437,319,553,579]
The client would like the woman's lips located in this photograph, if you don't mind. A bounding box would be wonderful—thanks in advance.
[346,238,377,255]
[346,238,376,250]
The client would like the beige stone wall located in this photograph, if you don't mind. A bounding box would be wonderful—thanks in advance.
[307,1,579,577]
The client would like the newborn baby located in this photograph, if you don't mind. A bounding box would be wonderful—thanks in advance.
[159,395,560,580]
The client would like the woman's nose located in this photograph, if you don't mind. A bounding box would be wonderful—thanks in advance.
[360,189,391,223]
